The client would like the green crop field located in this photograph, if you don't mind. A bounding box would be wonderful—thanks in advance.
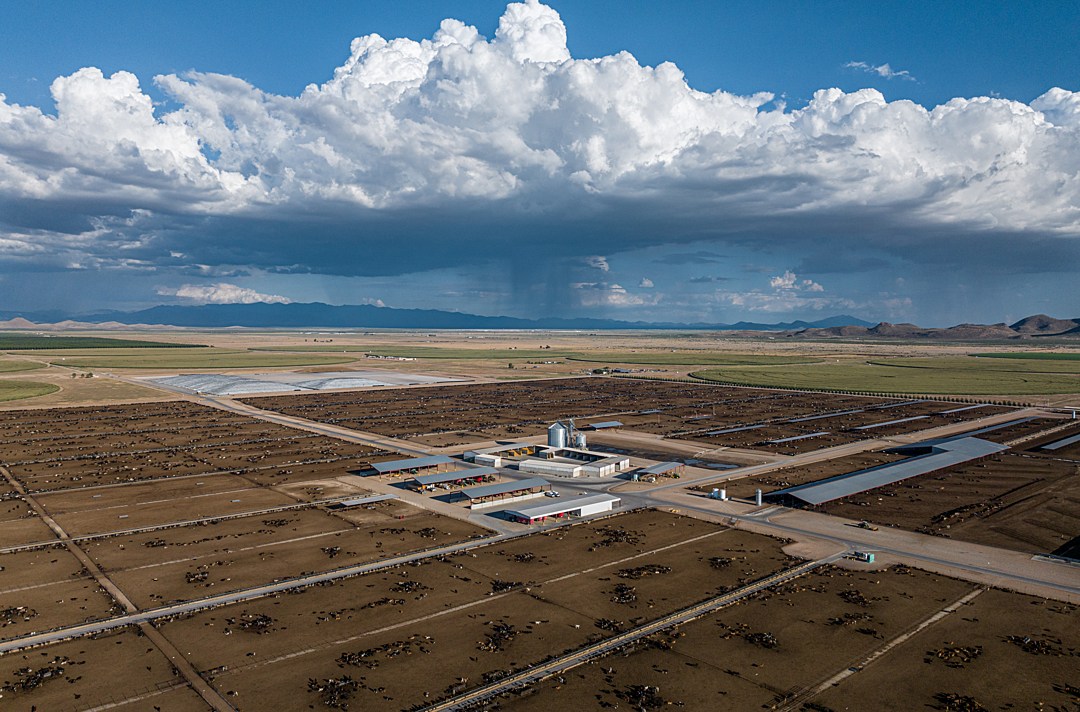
[568,353,821,366]
[0,380,60,402]
[46,348,358,370]
[692,359,1080,395]
[868,357,1080,374]
[0,359,46,373]
[257,345,571,359]
[972,352,1080,361]
[0,334,201,350]
[257,345,821,366]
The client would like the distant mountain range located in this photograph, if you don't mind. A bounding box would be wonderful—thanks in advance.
[0,303,1077,340]
[789,314,1080,340]
[0,302,874,332]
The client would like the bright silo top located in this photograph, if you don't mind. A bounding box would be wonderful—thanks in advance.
[547,421,568,448]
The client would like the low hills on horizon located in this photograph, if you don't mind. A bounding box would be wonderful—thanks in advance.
[0,302,873,332]
[0,302,1077,340]
[792,314,1080,340]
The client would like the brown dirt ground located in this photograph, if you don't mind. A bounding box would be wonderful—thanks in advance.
[0,545,89,592]
[0,578,118,644]
[45,486,297,537]
[0,515,56,548]
[1025,421,1080,456]
[94,502,485,608]
[0,400,391,493]
[823,451,1080,555]
[813,588,1079,712]
[702,451,909,500]
[976,417,1063,444]
[100,684,212,712]
[0,627,192,712]
[244,379,1015,458]
[680,402,1016,455]
[495,565,995,711]
[154,510,794,710]
[243,379,933,446]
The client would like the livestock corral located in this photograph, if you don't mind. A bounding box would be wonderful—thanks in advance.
[243,379,1013,452]
[0,399,485,652]
[0,370,1076,712]
[497,566,1078,712]
[0,400,390,493]
[825,423,1080,556]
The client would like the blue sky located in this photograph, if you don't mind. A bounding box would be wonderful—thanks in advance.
[1,1,1078,324]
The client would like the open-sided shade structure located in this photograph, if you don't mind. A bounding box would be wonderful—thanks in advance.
[459,477,550,502]
[412,467,498,487]
[370,455,455,476]
[768,436,1008,506]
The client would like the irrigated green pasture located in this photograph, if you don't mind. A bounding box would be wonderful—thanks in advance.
[0,359,45,372]
[875,356,1080,374]
[0,380,60,401]
[43,347,357,369]
[972,351,1080,361]
[568,352,821,366]
[0,334,198,349]
[693,356,1080,395]
[257,345,563,359]
[258,344,820,366]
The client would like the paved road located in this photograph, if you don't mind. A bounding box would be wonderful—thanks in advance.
[651,491,1080,602]
[198,395,432,456]
[638,407,1051,495]
[194,396,1079,603]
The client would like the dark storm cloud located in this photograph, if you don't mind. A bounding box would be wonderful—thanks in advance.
[0,2,1077,317]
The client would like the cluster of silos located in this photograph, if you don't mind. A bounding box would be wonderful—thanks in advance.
[548,420,587,449]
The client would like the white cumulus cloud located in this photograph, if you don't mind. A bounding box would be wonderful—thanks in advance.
[159,283,293,304]
[769,270,824,292]
[845,61,916,81]
[574,281,660,307]
[720,271,835,313]
[585,256,610,272]
[0,0,1077,285]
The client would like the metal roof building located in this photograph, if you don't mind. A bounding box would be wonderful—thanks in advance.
[789,409,864,423]
[459,477,550,508]
[1040,432,1080,451]
[370,455,456,476]
[505,494,621,523]
[328,493,398,509]
[638,462,685,477]
[464,443,541,460]
[853,415,928,431]
[952,417,1035,438]
[587,421,624,430]
[706,424,762,435]
[765,432,829,444]
[768,436,1008,506]
[939,404,993,414]
[519,458,583,478]
[872,399,928,410]
[412,467,498,488]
